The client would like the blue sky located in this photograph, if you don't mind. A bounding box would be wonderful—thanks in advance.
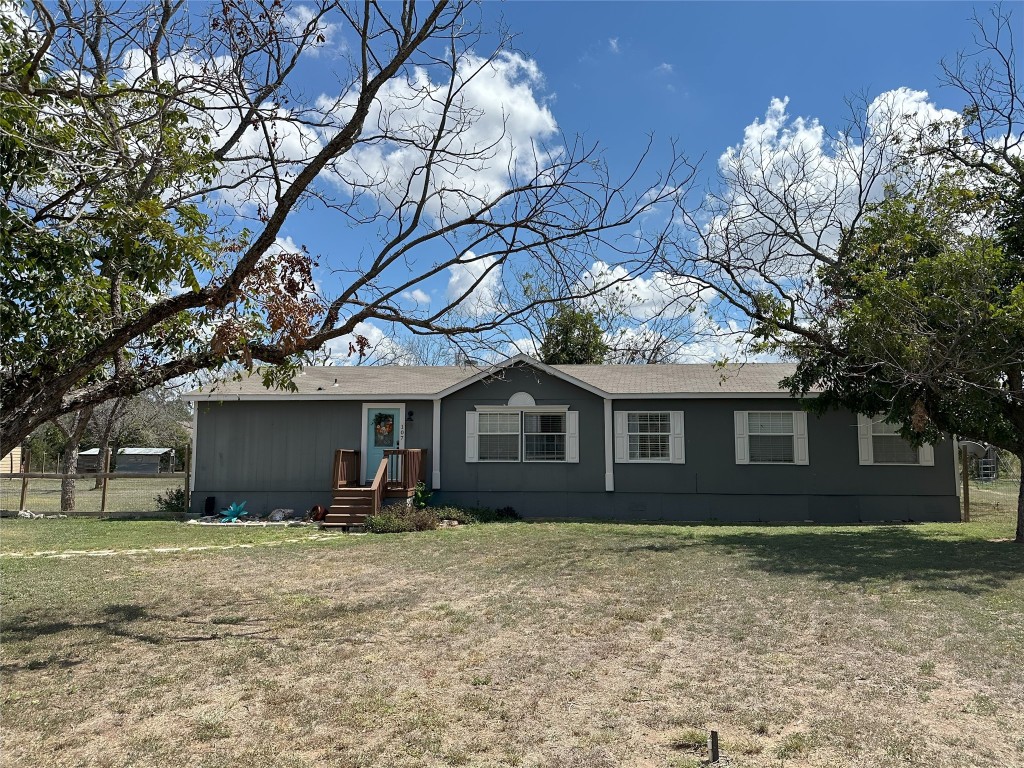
[261,1,996,360]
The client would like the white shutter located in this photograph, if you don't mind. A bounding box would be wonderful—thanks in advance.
[566,411,580,463]
[670,411,685,463]
[465,411,479,463]
[857,414,873,465]
[919,442,935,466]
[794,411,809,465]
[614,411,628,462]
[734,411,749,464]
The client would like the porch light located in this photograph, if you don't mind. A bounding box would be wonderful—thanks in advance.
[407,409,414,423]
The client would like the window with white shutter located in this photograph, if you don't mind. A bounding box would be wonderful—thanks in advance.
[857,414,934,466]
[738,411,809,465]
[613,411,684,463]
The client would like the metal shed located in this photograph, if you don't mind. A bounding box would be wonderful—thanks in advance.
[79,447,174,473]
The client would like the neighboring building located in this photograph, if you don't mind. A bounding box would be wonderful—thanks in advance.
[0,446,23,473]
[79,447,174,473]
[184,355,959,524]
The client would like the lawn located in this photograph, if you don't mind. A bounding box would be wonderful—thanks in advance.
[1,497,1022,768]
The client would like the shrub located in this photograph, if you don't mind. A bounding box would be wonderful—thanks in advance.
[474,505,519,523]
[365,506,440,533]
[155,486,187,515]
[413,481,432,509]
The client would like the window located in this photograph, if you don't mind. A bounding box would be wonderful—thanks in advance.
[467,409,579,463]
[523,412,566,461]
[478,412,520,462]
[735,411,808,465]
[614,411,684,463]
[871,420,920,464]
[628,412,671,461]
[748,411,795,463]
[857,414,934,466]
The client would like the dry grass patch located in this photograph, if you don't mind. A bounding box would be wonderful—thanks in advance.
[2,505,1023,767]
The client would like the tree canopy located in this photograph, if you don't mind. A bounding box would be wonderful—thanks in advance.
[0,0,692,454]
[537,306,608,365]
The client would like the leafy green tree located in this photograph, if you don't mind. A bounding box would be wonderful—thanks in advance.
[782,179,1024,541]
[1,0,690,455]
[538,306,608,365]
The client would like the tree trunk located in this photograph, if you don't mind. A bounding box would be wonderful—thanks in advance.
[92,398,124,489]
[55,407,95,513]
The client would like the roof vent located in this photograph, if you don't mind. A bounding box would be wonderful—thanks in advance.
[332,378,338,387]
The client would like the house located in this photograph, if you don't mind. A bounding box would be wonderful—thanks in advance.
[184,354,960,525]
[79,447,174,474]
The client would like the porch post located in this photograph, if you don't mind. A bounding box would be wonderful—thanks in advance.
[432,397,441,489]
[604,398,614,492]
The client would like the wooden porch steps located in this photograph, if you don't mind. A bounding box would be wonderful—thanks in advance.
[324,448,426,530]
[324,486,375,528]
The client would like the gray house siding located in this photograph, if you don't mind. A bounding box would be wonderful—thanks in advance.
[437,364,605,502]
[188,360,959,523]
[435,371,959,523]
[191,399,434,514]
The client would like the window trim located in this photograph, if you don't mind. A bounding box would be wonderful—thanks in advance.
[522,411,568,463]
[476,410,521,463]
[735,410,809,466]
[614,410,685,464]
[467,406,579,464]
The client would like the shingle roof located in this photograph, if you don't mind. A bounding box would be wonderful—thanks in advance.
[186,358,801,399]
[191,366,472,397]
[557,363,798,394]
[80,447,173,456]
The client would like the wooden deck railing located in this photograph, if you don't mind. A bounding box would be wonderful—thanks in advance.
[383,449,425,497]
[369,457,388,514]
[332,449,360,488]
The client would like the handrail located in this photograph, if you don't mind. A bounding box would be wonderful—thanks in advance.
[383,448,426,492]
[332,449,360,488]
[369,457,388,515]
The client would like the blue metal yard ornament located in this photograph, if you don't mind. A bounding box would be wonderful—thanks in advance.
[221,501,247,522]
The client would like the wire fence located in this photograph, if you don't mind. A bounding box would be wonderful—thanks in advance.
[1,473,186,516]
[964,450,1020,521]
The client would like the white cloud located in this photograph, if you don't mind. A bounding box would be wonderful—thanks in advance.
[281,5,341,58]
[576,261,705,321]
[608,38,620,54]
[654,62,673,75]
[401,288,431,305]
[446,252,502,319]
[322,52,559,220]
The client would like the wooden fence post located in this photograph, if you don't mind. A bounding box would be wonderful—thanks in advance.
[100,448,111,514]
[961,446,971,523]
[19,449,30,511]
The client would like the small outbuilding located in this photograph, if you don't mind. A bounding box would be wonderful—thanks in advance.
[79,447,174,473]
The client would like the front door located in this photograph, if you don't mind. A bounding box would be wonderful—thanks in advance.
[364,406,403,484]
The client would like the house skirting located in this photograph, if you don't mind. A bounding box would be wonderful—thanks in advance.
[433,491,961,524]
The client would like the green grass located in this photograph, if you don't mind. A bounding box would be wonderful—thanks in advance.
[1,476,183,514]
[1,496,1022,768]
[0,517,321,553]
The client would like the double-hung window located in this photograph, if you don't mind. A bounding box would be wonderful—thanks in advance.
[857,415,934,465]
[735,411,809,465]
[613,411,685,463]
[467,409,578,463]
[477,412,520,462]
[523,412,566,462]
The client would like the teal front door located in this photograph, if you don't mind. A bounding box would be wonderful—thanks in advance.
[365,406,403,483]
